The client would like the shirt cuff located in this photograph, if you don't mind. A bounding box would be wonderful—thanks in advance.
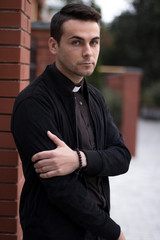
[82,150,103,176]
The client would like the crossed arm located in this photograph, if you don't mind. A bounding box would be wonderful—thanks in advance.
[32,130,87,177]
[32,131,126,240]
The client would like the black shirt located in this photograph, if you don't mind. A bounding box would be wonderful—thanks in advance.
[74,88,106,209]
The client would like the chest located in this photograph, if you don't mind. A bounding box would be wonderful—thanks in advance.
[50,93,106,150]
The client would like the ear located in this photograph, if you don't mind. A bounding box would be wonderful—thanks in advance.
[48,37,58,55]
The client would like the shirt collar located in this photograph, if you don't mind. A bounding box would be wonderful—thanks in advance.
[53,63,84,93]
[72,85,81,92]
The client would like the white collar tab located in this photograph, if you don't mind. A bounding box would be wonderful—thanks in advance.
[72,86,81,92]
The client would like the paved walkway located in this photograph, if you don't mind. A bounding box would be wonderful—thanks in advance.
[110,118,160,240]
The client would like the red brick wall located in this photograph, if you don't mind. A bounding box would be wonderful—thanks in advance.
[0,0,31,239]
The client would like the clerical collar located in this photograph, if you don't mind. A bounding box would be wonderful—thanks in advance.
[53,63,84,93]
[72,85,81,92]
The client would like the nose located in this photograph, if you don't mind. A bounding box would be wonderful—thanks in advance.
[82,44,92,57]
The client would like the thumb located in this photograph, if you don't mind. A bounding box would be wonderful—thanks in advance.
[47,131,65,147]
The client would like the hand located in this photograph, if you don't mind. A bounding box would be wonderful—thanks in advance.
[32,131,86,178]
[118,232,126,240]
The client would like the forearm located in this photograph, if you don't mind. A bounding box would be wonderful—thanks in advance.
[82,144,131,177]
[40,173,120,240]
[81,97,131,177]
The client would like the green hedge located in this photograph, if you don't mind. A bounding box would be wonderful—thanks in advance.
[102,87,122,127]
[142,82,160,108]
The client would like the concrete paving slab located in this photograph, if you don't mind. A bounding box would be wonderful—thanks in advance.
[110,119,160,240]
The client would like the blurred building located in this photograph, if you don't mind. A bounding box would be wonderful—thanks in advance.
[31,0,46,21]
[30,0,64,79]
[31,0,64,22]
[46,0,64,21]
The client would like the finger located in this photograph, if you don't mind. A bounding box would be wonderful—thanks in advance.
[32,151,53,162]
[34,159,52,169]
[47,131,65,147]
[39,169,62,178]
[35,165,54,174]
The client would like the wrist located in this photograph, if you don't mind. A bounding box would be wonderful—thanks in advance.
[75,149,87,175]
[80,151,87,168]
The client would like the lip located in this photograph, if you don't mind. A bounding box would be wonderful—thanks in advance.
[79,62,93,65]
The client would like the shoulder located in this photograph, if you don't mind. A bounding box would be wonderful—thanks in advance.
[12,70,53,115]
[87,82,106,106]
[87,82,101,95]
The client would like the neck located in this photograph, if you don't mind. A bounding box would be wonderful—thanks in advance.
[55,63,83,84]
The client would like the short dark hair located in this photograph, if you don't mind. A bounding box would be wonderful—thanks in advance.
[50,3,101,43]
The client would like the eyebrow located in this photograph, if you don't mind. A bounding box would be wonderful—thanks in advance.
[68,36,100,41]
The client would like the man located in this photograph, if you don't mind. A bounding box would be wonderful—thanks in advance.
[11,3,131,240]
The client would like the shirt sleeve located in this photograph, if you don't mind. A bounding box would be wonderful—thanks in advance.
[82,93,131,177]
[11,96,120,240]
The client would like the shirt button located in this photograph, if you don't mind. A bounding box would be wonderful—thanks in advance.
[79,101,83,105]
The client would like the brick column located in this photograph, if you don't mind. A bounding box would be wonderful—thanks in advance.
[31,22,55,78]
[121,72,142,156]
[106,69,142,156]
[0,1,31,239]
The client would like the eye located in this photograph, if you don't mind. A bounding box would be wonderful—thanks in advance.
[90,40,99,46]
[72,40,80,46]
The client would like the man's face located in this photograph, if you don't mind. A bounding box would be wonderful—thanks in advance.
[54,19,100,83]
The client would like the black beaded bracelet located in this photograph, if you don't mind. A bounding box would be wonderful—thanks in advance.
[75,148,83,174]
